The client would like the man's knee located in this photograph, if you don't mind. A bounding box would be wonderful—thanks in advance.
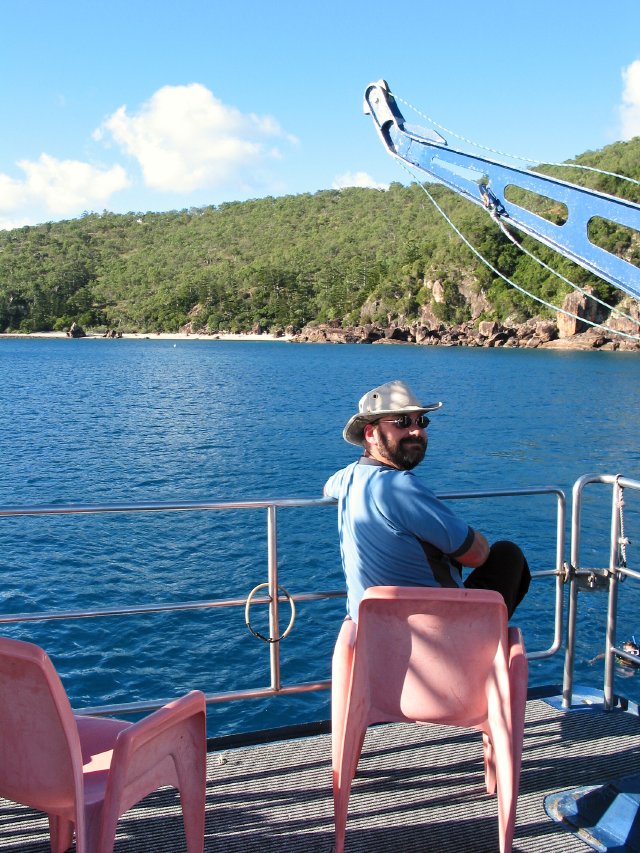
[489,540,526,565]
[487,540,531,611]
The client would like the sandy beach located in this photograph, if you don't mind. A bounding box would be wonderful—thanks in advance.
[0,331,294,342]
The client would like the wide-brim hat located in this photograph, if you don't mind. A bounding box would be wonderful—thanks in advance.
[343,379,443,446]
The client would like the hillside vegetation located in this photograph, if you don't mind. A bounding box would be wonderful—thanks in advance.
[1,137,639,335]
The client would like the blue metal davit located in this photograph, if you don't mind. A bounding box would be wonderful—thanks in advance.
[364,79,640,301]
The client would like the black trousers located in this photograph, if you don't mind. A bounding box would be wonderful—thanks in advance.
[463,540,531,619]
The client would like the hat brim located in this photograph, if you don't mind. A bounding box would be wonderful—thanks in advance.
[343,401,443,446]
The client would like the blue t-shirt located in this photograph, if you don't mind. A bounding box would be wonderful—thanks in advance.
[324,457,474,620]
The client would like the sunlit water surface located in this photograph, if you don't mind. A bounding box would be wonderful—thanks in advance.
[0,338,638,734]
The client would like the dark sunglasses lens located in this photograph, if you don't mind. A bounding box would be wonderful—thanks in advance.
[395,415,430,428]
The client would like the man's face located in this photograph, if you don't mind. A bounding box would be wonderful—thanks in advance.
[369,417,427,470]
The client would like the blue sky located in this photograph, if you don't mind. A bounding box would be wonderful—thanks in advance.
[1,0,640,230]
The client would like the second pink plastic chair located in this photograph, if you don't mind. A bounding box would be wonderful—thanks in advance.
[0,636,207,852]
[331,586,528,853]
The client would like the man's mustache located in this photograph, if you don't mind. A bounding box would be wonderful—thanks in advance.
[400,436,426,448]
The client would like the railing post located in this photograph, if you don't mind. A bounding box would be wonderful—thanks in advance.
[552,491,566,656]
[267,504,281,692]
[562,477,586,708]
[562,579,579,709]
[603,480,623,710]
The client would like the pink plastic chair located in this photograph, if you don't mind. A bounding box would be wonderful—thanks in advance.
[332,586,528,853]
[0,636,207,852]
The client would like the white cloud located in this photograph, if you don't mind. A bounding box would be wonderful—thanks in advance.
[0,213,32,231]
[0,155,130,224]
[0,83,297,229]
[18,155,129,214]
[0,173,26,211]
[619,59,640,140]
[332,171,389,191]
[95,83,297,193]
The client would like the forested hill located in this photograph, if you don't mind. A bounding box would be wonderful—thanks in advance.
[0,137,639,336]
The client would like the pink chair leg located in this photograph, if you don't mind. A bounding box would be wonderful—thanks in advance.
[487,721,515,853]
[334,720,367,853]
[93,806,118,853]
[48,814,74,853]
[482,730,496,795]
[508,627,528,827]
[333,770,350,853]
[175,730,206,853]
[332,617,358,853]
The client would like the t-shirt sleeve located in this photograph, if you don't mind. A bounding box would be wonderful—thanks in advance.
[450,525,475,558]
[323,468,343,498]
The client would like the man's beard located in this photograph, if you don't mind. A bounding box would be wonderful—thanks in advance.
[377,430,426,470]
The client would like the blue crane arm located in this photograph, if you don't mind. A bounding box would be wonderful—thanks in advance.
[364,80,640,300]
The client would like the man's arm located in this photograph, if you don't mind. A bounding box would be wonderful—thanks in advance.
[455,529,490,567]
[323,468,343,499]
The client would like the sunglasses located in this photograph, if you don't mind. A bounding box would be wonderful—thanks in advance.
[377,414,431,429]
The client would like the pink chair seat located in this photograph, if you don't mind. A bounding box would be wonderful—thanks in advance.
[331,586,528,852]
[0,637,207,852]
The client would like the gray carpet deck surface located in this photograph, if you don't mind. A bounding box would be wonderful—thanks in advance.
[1,696,638,851]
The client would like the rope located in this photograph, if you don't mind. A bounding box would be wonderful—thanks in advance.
[244,583,296,643]
[495,220,640,339]
[397,159,640,341]
[391,92,640,188]
[615,475,629,569]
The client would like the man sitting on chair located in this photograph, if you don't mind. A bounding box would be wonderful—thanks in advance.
[324,379,530,621]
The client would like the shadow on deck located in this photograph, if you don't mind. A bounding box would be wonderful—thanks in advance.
[0,695,638,851]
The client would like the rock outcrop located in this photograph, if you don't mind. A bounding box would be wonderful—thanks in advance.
[557,289,607,338]
[66,322,86,338]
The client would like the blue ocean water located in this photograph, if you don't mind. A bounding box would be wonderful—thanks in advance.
[0,337,639,735]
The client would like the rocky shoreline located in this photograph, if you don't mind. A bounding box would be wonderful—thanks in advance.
[6,319,637,351]
[286,289,640,351]
[180,286,640,351]
[287,318,640,351]
[8,289,638,352]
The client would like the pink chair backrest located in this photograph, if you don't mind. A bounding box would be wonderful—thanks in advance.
[354,587,509,726]
[104,692,204,819]
[0,637,82,813]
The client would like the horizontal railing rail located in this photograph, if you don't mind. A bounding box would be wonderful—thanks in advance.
[0,487,566,717]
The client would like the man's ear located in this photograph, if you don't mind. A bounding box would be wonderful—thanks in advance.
[363,422,377,446]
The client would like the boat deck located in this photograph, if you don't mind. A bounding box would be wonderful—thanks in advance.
[1,691,638,852]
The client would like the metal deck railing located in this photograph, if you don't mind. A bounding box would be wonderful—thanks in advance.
[3,476,639,717]
[0,486,567,718]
